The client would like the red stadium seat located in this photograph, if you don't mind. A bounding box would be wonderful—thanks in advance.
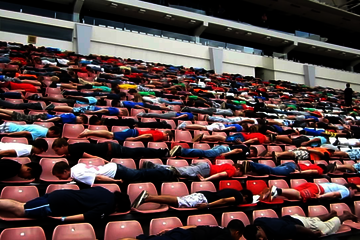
[131,108,145,116]
[150,217,183,236]
[246,180,284,204]
[104,221,143,240]
[219,180,242,191]
[45,184,80,194]
[62,124,85,139]
[187,214,218,226]
[111,158,136,169]
[191,181,216,193]
[4,98,23,104]
[160,119,176,129]
[52,223,96,240]
[0,226,46,240]
[92,184,121,193]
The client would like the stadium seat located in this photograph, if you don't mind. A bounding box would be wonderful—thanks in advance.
[127,182,169,213]
[45,184,80,194]
[219,180,242,191]
[104,221,143,240]
[252,209,278,221]
[1,137,28,144]
[67,139,90,144]
[175,130,192,143]
[149,217,183,235]
[187,214,218,226]
[141,118,157,122]
[78,158,105,166]
[97,139,119,144]
[92,184,121,193]
[280,160,295,164]
[330,203,360,229]
[267,145,282,153]
[331,177,347,185]
[147,142,168,149]
[33,122,55,128]
[290,179,308,188]
[313,178,329,184]
[39,158,71,182]
[123,141,145,148]
[246,180,284,204]
[281,206,306,217]
[160,119,176,129]
[221,211,250,227]
[131,108,145,116]
[170,142,190,149]
[348,177,360,185]
[193,130,210,137]
[191,159,212,165]
[52,223,96,240]
[193,143,211,150]
[284,145,297,151]
[36,138,60,158]
[0,226,46,240]
[191,181,216,193]
[215,159,235,165]
[111,158,136,169]
[139,158,163,169]
[62,124,85,139]
[4,98,24,104]
[166,159,189,168]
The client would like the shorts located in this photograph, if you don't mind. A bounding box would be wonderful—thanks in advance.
[12,111,47,123]
[177,193,208,208]
[0,122,10,133]
[294,183,324,202]
[73,105,100,113]
[113,129,138,141]
[206,123,225,131]
[292,136,310,147]
[296,115,306,121]
[291,215,341,235]
[225,133,245,142]
[353,163,360,173]
[24,195,52,218]
[107,107,119,115]
[290,149,309,160]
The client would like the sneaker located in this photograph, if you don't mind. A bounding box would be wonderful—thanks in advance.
[192,133,204,142]
[272,152,279,165]
[170,145,182,157]
[27,94,40,100]
[177,122,187,130]
[270,185,278,202]
[242,160,251,174]
[221,102,227,109]
[137,112,145,117]
[131,190,149,209]
[142,161,156,169]
[45,103,55,111]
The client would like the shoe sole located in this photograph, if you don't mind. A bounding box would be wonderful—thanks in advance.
[170,145,181,157]
[270,185,277,202]
[192,133,204,142]
[131,190,147,208]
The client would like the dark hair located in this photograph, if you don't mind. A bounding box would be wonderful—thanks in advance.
[52,138,68,148]
[114,191,131,212]
[317,164,327,174]
[346,83,350,87]
[119,92,126,98]
[240,189,254,204]
[128,89,137,94]
[79,115,88,124]
[227,219,245,235]
[24,162,43,179]
[111,99,120,107]
[48,126,61,136]
[52,161,70,175]
[164,130,173,141]
[89,115,100,125]
[345,183,359,192]
[32,138,48,152]
[244,225,258,240]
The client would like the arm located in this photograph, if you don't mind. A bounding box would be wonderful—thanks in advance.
[295,225,322,239]
[95,175,123,183]
[7,131,32,137]
[220,149,242,157]
[198,171,228,181]
[52,214,85,222]
[317,192,341,199]
[41,116,61,122]
[126,134,153,141]
[173,114,188,119]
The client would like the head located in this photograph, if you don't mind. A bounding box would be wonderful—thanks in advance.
[31,138,48,155]
[344,183,359,198]
[163,130,173,141]
[346,83,350,88]
[111,99,120,107]
[249,147,258,157]
[128,89,137,95]
[114,191,131,212]
[240,189,253,204]
[244,225,267,240]
[19,162,43,180]
[89,115,102,125]
[227,219,245,240]
[46,126,61,138]
[52,161,71,180]
[233,163,244,177]
[76,115,88,124]
[52,138,69,155]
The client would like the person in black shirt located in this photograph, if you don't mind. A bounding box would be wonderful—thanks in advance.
[0,159,42,180]
[126,219,245,240]
[51,138,169,165]
[0,187,130,222]
[132,188,253,209]
[88,115,172,129]
[344,83,353,107]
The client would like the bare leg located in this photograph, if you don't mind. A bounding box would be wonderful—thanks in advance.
[185,124,207,130]
[144,194,178,207]
[201,135,226,142]
[275,135,292,144]
[0,109,14,116]
[338,211,358,223]
[280,188,301,200]
[0,199,25,218]
[335,165,357,173]
[78,129,114,138]
[276,151,296,159]
[21,80,41,86]
[53,106,74,112]
[0,113,12,120]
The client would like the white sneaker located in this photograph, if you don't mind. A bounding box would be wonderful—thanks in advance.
[270,185,278,201]
[177,122,187,130]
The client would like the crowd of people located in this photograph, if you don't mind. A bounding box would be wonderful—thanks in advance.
[1,41,360,239]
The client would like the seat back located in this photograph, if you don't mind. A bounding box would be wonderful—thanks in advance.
[330,203,352,216]
[219,180,243,191]
[52,223,96,240]
[0,186,39,202]
[253,209,278,221]
[191,181,216,193]
[166,159,189,168]
[1,137,28,144]
[45,184,79,194]
[127,182,161,210]
[111,158,136,169]
[62,124,85,138]
[0,226,46,240]
[39,158,70,182]
[331,178,347,185]
[187,214,218,226]
[104,221,143,240]
[308,205,329,217]
[281,206,306,217]
[268,180,289,189]
[149,217,183,236]
[290,179,308,188]
[221,211,250,227]
[161,182,189,196]
[92,184,121,193]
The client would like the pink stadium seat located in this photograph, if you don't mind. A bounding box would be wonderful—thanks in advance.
[111,126,130,132]
[0,226,46,240]
[123,141,145,148]
[139,158,163,169]
[52,223,96,240]
[78,158,105,166]
[92,184,121,193]
[4,98,23,104]
[147,142,168,149]
[45,87,62,95]
[193,143,211,150]
[280,160,295,164]
[111,158,136,169]
[191,159,212,165]
[39,158,71,182]
[221,212,250,227]
[314,160,328,166]
[331,177,347,185]
[330,203,360,229]
[267,145,282,153]
[253,209,278,221]
[191,181,216,193]
[215,159,235,165]
[268,179,289,189]
[62,124,85,139]
[141,118,157,123]
[187,214,218,226]
[281,206,306,217]
[175,130,192,143]
[313,178,329,184]
[160,119,176,129]
[127,182,169,213]
[131,108,145,116]
[36,138,60,158]
[67,139,90,144]
[166,159,189,168]
[249,145,267,158]
[160,182,195,210]
[33,122,55,128]
[290,179,308,188]
[45,184,80,194]
[150,217,183,235]
[104,221,143,240]
[284,145,297,151]
[1,137,28,144]
[97,139,118,144]
[195,121,208,125]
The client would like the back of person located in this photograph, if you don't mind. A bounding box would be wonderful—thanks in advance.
[209,163,236,177]
[309,147,330,160]
[8,123,48,140]
[319,183,349,199]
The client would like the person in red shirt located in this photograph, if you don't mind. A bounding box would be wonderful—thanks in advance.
[78,128,172,142]
[1,81,38,93]
[194,132,270,145]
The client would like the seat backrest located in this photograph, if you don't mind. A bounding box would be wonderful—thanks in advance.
[39,158,69,181]
[215,159,235,165]
[219,180,243,191]
[246,180,268,195]
[313,178,329,184]
[104,221,143,240]
[33,121,55,128]
[187,214,218,226]
[127,183,160,210]
[88,125,108,131]
[355,201,360,219]
[0,186,39,202]
[268,180,289,189]
[348,177,360,185]
[166,159,189,168]
[123,141,145,148]
[111,126,130,132]
[258,160,276,167]
[46,184,80,194]
[267,145,283,153]
[250,145,266,156]
[175,130,192,142]
[191,181,216,193]
[161,182,189,196]
[221,211,250,227]
[1,137,28,144]
[111,158,136,169]
[78,158,105,166]
[62,124,85,138]
[330,203,351,216]
[0,226,46,240]
[191,159,212,165]
[150,217,183,236]
[253,209,278,221]
[281,206,306,217]
[290,179,308,188]
[193,143,211,150]
[52,223,96,240]
[308,205,329,217]
[331,178,347,185]
[36,138,60,157]
[92,184,121,193]
[67,139,90,144]
[147,142,168,149]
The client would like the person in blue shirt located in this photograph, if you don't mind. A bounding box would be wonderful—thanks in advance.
[0,122,61,140]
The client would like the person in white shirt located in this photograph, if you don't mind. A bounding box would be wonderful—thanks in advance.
[52,161,178,186]
[0,139,48,157]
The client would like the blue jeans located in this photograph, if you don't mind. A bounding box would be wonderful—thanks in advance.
[114,164,173,182]
[250,162,297,176]
[225,133,245,143]
[181,145,230,158]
